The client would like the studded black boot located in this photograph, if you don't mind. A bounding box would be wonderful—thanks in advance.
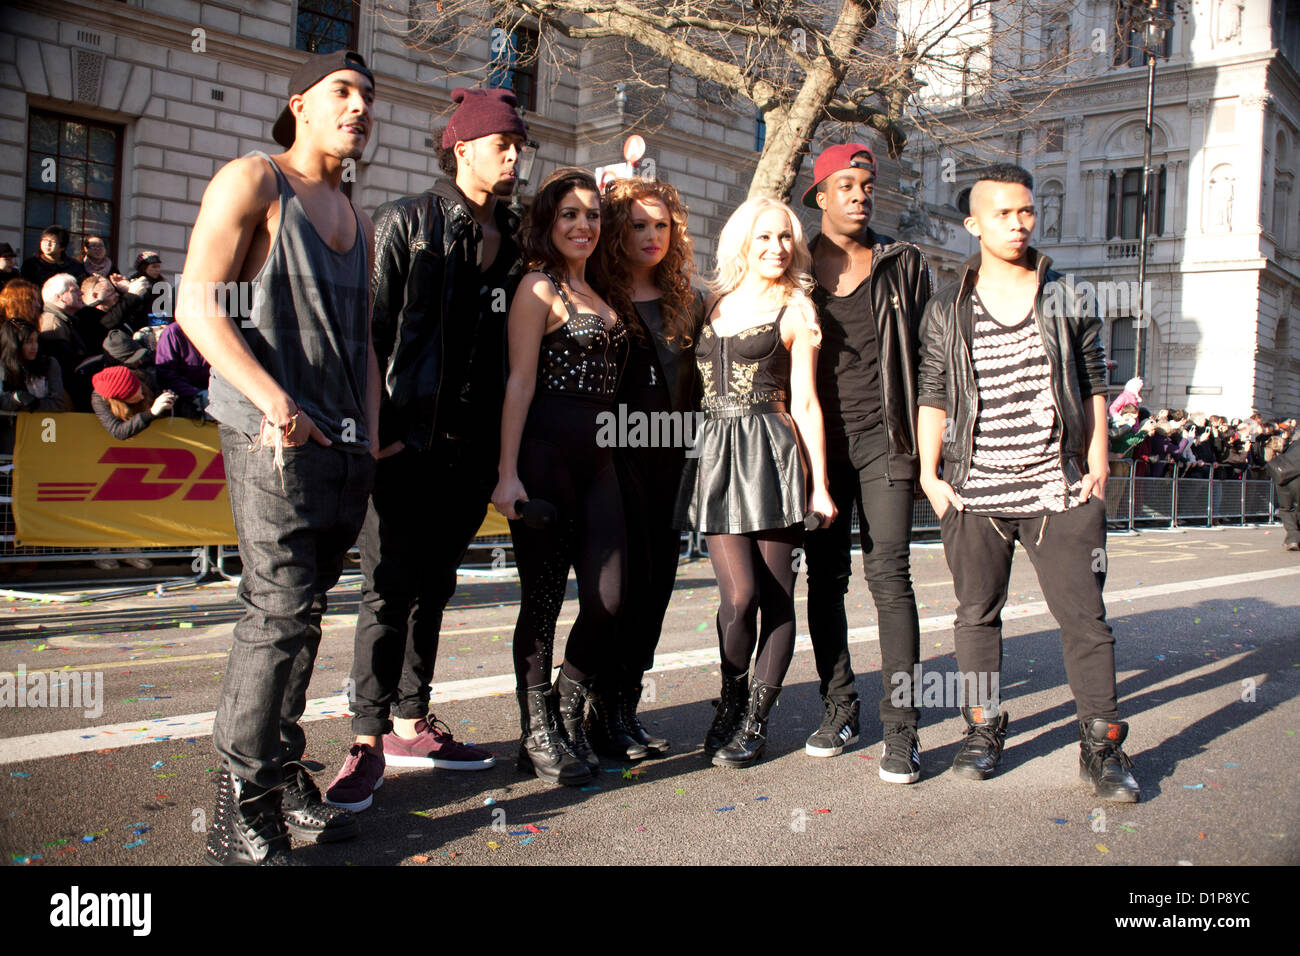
[585,675,648,761]
[704,671,749,756]
[555,670,601,772]
[281,760,359,843]
[516,684,591,786]
[619,672,669,758]
[203,769,297,866]
[1079,718,1141,803]
[713,679,781,768]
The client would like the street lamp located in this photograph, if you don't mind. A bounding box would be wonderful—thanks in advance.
[510,137,540,216]
[1132,0,1173,387]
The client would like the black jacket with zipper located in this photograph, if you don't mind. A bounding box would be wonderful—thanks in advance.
[810,228,933,481]
[917,247,1109,491]
[369,179,524,451]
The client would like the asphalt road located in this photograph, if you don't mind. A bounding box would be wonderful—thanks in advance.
[1,526,1297,867]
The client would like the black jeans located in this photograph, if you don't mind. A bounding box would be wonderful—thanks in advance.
[213,427,374,788]
[349,440,496,737]
[803,430,921,724]
[938,496,1118,723]
[1276,475,1300,545]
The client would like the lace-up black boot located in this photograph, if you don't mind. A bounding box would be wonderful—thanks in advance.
[555,670,601,771]
[1079,718,1141,803]
[619,672,669,758]
[704,671,749,756]
[516,684,592,785]
[713,680,781,768]
[203,769,297,866]
[950,705,1008,780]
[584,675,648,761]
[282,760,359,843]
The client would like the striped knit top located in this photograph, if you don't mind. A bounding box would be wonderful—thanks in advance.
[960,292,1081,515]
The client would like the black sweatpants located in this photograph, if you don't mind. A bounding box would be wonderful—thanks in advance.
[938,495,1119,723]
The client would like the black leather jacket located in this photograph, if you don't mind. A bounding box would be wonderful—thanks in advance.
[370,179,523,450]
[917,247,1109,491]
[810,228,933,481]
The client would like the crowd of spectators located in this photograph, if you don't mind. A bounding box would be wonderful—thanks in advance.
[1,226,211,447]
[1107,377,1296,481]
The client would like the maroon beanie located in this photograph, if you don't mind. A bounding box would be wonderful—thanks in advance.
[93,365,140,402]
[441,88,528,148]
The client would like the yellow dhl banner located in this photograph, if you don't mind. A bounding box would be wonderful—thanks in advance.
[12,414,510,548]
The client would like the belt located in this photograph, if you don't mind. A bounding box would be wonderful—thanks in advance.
[704,400,789,420]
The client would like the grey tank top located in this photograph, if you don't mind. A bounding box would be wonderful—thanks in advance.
[207,151,370,451]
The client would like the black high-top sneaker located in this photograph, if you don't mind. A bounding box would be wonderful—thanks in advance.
[619,673,669,758]
[805,696,860,757]
[878,722,922,784]
[584,675,648,761]
[704,672,749,756]
[555,670,600,772]
[1079,718,1141,803]
[713,680,781,768]
[203,769,297,866]
[281,760,359,843]
[950,705,1008,780]
[516,684,592,786]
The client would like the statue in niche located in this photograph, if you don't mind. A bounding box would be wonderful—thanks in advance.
[1214,0,1244,47]
[1041,187,1062,240]
[1208,165,1235,230]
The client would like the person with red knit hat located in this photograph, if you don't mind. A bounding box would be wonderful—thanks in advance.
[90,364,174,441]
[325,86,530,813]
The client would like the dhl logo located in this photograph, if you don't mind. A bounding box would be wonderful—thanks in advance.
[36,449,227,503]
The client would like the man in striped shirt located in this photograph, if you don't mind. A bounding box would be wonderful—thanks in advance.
[915,164,1139,802]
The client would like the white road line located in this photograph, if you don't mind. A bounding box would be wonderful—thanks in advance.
[1,566,1297,765]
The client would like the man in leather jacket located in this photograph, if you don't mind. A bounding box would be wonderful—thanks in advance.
[916,164,1139,802]
[326,88,529,811]
[800,144,932,784]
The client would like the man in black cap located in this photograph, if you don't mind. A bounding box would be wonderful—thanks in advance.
[176,50,380,864]
[324,87,530,812]
[0,243,20,291]
[801,143,933,784]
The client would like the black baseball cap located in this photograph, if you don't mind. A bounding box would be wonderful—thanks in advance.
[272,50,375,148]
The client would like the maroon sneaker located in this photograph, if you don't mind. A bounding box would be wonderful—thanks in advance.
[383,716,497,770]
[324,744,385,812]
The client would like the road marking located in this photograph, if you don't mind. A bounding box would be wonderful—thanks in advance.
[1149,555,1198,564]
[1,565,1297,765]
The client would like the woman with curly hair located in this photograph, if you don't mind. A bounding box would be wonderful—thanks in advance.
[492,167,629,786]
[675,196,837,768]
[0,278,43,326]
[583,177,702,760]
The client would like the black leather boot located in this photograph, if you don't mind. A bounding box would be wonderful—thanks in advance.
[1079,718,1141,803]
[555,670,601,772]
[516,684,592,786]
[203,769,297,866]
[704,671,749,756]
[619,672,669,758]
[281,760,359,844]
[713,679,781,768]
[585,675,648,761]
[950,705,1009,780]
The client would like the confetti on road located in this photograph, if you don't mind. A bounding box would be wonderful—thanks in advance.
[580,786,600,792]
[754,796,769,801]
[1096,844,1109,854]
[813,809,831,814]
[715,806,735,812]
[1052,819,1067,824]
[674,788,685,794]
[1117,825,1136,833]
[1225,762,1239,767]
[519,836,535,845]
[151,761,164,770]
[487,841,500,850]
[412,855,429,863]
[10,772,30,779]
[410,811,432,818]
[1183,784,1204,790]
[1199,832,1206,839]
[123,839,145,849]
[484,798,496,806]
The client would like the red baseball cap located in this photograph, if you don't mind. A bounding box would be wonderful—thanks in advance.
[802,143,876,209]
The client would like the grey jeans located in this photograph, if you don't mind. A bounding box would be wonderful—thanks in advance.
[212,426,375,788]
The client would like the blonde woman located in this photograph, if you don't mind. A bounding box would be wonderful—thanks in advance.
[675,197,836,768]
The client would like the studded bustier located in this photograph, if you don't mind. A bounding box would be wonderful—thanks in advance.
[695,305,790,411]
[534,273,628,400]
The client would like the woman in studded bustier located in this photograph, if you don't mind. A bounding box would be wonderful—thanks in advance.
[492,167,630,786]
[674,196,837,769]
[587,177,703,762]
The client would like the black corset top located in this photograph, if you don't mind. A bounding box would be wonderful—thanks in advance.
[695,305,790,409]
[535,273,628,400]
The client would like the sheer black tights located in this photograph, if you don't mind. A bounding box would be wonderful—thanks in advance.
[706,525,801,686]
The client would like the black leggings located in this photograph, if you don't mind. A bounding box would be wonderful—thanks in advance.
[511,394,626,688]
[706,525,801,686]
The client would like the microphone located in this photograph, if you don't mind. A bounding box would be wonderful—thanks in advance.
[804,512,825,531]
[515,498,556,530]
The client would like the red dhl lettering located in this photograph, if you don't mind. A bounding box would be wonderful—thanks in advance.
[35,449,227,503]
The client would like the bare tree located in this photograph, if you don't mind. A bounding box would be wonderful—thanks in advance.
[394,0,1102,200]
